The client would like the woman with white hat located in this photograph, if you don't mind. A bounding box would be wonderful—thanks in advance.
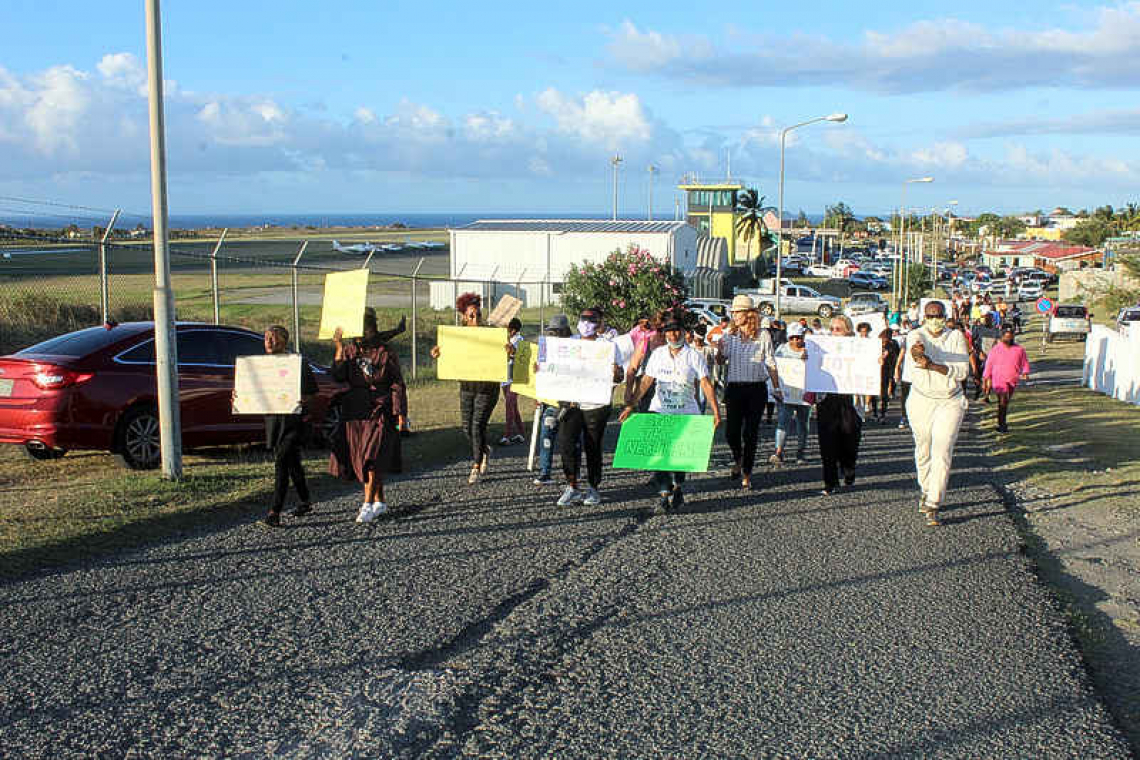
[716,294,782,489]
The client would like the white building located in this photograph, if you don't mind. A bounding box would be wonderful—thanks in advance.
[429,220,702,310]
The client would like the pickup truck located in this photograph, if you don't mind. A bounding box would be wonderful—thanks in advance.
[745,285,841,318]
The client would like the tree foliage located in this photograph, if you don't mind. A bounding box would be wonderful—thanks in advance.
[1063,219,1114,248]
[561,244,687,332]
[734,188,770,262]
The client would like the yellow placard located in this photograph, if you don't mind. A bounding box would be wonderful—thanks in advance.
[318,269,369,339]
[510,340,555,403]
[436,325,509,382]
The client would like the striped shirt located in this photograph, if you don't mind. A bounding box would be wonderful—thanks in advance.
[720,330,776,384]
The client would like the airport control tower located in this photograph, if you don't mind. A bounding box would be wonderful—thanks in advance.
[677,178,745,264]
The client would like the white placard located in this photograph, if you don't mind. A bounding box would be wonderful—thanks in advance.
[613,332,636,371]
[804,335,881,395]
[852,312,887,337]
[776,356,808,406]
[535,337,617,405]
[233,354,302,415]
[919,298,954,322]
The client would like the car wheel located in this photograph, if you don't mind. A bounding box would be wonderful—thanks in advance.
[23,444,67,461]
[818,304,834,318]
[114,405,161,470]
[760,302,775,317]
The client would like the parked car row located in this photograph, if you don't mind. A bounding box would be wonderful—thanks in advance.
[0,322,345,469]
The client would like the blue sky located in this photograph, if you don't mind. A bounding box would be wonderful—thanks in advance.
[3,0,1140,219]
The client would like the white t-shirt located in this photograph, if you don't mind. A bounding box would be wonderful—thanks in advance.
[645,343,708,415]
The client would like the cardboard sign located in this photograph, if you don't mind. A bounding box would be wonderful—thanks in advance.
[486,294,523,327]
[535,337,616,405]
[233,354,302,415]
[775,356,808,406]
[613,413,715,472]
[318,269,370,339]
[510,340,557,404]
[804,335,880,395]
[436,325,509,382]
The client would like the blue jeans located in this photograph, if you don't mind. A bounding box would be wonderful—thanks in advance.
[775,402,810,456]
[536,403,560,477]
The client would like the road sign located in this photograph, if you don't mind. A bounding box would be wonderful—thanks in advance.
[1036,297,1053,314]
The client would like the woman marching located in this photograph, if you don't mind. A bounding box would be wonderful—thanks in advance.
[430,292,502,484]
[716,295,781,490]
[620,316,721,512]
[329,308,407,523]
[813,315,863,495]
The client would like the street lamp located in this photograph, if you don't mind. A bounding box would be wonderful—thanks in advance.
[647,164,658,221]
[610,154,623,221]
[775,113,847,319]
[895,177,933,309]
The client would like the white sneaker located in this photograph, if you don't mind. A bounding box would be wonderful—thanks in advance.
[371,501,389,517]
[480,446,491,474]
[468,466,480,485]
[582,486,602,505]
[355,503,374,523]
[556,486,583,506]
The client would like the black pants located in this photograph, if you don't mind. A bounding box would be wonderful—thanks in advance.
[817,395,861,490]
[900,381,911,414]
[996,390,1012,428]
[725,382,767,474]
[459,387,498,464]
[558,405,611,488]
[652,470,686,493]
[870,374,892,417]
[271,428,309,512]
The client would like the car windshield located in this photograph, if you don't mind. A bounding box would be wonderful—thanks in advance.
[1123,310,1140,322]
[1055,306,1086,318]
[16,325,146,357]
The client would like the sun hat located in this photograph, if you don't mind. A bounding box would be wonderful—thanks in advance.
[730,294,755,312]
[546,314,570,333]
[786,322,805,338]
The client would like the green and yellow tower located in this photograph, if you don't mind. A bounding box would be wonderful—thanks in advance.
[677,180,745,263]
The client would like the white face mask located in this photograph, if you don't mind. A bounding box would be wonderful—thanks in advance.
[667,338,685,349]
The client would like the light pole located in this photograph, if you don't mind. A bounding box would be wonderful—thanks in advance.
[610,154,623,220]
[647,164,658,221]
[776,113,847,319]
[895,177,933,310]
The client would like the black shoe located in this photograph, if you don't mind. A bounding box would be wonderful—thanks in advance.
[290,503,312,518]
[657,493,671,514]
[844,472,856,487]
[821,487,835,496]
[263,512,282,527]
[671,487,685,511]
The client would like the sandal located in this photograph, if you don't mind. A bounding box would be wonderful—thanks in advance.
[729,463,742,479]
[924,508,942,527]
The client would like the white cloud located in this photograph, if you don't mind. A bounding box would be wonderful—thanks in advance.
[96,53,146,93]
[535,88,653,148]
[606,6,1140,93]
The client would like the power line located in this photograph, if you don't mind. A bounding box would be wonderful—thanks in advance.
[0,195,151,220]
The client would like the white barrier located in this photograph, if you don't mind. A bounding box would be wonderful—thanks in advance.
[1083,324,1140,405]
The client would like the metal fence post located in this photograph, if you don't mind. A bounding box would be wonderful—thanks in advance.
[210,228,228,324]
[99,209,121,323]
[411,257,424,379]
[291,241,308,353]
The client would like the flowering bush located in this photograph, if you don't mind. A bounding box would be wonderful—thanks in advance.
[561,244,687,331]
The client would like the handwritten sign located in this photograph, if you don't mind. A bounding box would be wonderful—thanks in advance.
[775,356,808,405]
[613,413,715,472]
[318,269,369,339]
[233,354,302,415]
[804,335,880,395]
[436,325,509,382]
[535,337,616,405]
[852,311,887,337]
[486,294,523,327]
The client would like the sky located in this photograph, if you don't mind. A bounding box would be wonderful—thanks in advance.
[3,0,1140,220]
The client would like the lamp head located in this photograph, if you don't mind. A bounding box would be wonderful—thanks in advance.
[910,176,934,183]
[825,113,848,122]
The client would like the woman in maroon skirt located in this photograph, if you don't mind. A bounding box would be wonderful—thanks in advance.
[330,308,408,523]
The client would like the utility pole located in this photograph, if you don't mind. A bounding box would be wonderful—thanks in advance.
[145,0,182,479]
[647,164,658,221]
[610,155,623,221]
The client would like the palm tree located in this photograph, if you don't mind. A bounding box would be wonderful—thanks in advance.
[734,188,769,265]
[1119,203,1140,233]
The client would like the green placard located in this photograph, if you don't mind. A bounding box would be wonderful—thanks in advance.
[612,413,715,472]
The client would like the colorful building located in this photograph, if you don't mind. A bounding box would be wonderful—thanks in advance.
[678,180,748,264]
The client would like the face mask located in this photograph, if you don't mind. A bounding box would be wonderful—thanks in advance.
[667,338,685,349]
[925,317,946,335]
[577,320,598,337]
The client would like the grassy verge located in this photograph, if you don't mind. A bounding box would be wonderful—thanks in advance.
[0,378,530,580]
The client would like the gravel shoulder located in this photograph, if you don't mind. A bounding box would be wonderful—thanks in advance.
[0,411,1131,757]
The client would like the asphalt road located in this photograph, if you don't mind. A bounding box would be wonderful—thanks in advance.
[0,407,1130,758]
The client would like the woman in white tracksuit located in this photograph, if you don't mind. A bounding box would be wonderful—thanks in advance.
[903,301,971,527]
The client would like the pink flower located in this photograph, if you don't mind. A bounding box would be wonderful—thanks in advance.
[618,300,626,308]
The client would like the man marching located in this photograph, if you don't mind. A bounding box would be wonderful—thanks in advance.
[904,301,970,527]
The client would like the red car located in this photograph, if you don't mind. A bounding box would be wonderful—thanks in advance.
[0,322,345,469]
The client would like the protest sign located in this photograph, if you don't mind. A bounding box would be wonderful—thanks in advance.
[486,294,523,327]
[612,332,636,371]
[510,340,557,403]
[535,337,616,405]
[775,356,808,406]
[233,354,302,415]
[613,413,715,472]
[853,311,887,336]
[436,325,509,382]
[804,335,880,395]
[318,269,369,339]
[975,326,1000,353]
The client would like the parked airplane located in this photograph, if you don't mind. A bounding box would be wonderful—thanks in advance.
[331,240,378,255]
[380,243,402,252]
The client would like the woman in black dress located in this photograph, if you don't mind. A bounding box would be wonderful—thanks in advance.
[330,308,407,523]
